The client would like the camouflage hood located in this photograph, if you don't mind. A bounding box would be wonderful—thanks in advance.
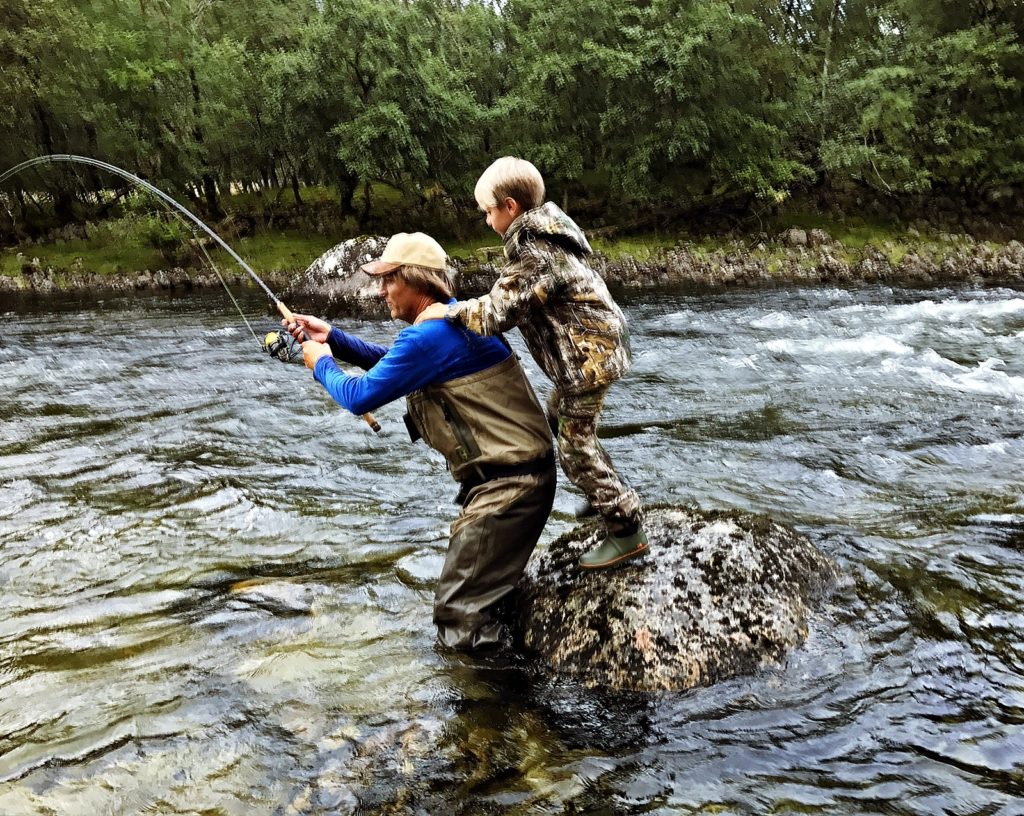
[450,199,630,394]
[504,202,592,259]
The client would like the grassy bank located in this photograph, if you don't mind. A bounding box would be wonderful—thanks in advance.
[1,188,1019,286]
[1,229,342,280]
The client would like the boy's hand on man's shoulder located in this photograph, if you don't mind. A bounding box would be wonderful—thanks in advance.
[415,302,453,324]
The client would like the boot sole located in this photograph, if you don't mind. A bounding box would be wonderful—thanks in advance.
[579,543,648,570]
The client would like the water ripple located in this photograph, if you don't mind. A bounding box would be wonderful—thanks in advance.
[1,287,1023,812]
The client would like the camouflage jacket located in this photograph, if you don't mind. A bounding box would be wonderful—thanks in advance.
[447,202,630,394]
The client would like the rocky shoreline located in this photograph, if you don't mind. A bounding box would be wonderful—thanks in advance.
[594,231,1024,290]
[2,229,1023,302]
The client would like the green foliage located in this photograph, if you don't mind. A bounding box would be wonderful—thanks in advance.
[799,1,1024,196]
[139,214,191,255]
[1,0,1022,243]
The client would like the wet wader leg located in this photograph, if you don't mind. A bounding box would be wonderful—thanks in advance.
[434,467,556,651]
[547,386,641,535]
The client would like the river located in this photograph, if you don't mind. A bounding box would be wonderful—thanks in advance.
[1,284,1022,814]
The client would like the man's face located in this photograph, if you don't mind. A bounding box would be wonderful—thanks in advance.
[378,272,420,323]
[484,198,518,237]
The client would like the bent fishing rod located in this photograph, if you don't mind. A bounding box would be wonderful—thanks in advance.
[0,154,380,432]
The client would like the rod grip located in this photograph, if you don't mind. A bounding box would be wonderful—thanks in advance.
[276,301,296,324]
[277,300,381,433]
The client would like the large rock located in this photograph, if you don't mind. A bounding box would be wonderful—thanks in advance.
[517,504,838,691]
[281,235,393,317]
[281,236,502,317]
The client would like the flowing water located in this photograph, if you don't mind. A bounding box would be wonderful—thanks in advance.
[1,284,1023,815]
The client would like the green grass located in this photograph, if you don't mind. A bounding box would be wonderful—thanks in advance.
[225,182,403,211]
[449,231,679,263]
[226,184,337,210]
[0,195,999,283]
[590,233,676,260]
[1,236,163,278]
[0,223,906,280]
[228,232,337,274]
[884,242,909,265]
[444,234,504,261]
[768,210,913,249]
[0,230,334,279]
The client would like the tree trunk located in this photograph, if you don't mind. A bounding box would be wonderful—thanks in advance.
[189,65,222,219]
[201,174,221,220]
[359,180,372,227]
[33,101,75,224]
[820,0,842,104]
[85,122,104,204]
[291,172,303,206]
[338,171,358,216]
[14,186,27,221]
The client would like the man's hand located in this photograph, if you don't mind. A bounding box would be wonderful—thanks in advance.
[283,313,331,343]
[301,340,332,370]
[414,302,450,324]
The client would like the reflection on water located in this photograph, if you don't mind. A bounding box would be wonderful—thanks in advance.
[1,285,1023,813]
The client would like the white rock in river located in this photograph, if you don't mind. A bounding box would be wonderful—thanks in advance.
[281,236,500,317]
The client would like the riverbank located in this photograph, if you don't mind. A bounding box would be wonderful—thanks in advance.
[591,230,1024,290]
[2,227,1023,298]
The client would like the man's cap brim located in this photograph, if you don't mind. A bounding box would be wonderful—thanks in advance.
[360,259,403,276]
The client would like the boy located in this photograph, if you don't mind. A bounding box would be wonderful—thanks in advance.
[427,157,647,569]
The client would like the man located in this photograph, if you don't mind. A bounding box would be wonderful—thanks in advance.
[420,156,647,570]
[285,231,555,651]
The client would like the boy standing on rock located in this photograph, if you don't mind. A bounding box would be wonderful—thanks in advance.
[421,156,647,570]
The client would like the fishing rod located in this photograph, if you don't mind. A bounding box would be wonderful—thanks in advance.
[0,154,380,433]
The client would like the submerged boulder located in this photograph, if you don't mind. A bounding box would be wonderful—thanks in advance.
[517,504,838,692]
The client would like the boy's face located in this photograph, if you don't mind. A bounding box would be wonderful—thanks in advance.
[484,197,520,237]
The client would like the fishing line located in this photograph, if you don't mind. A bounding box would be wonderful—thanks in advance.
[192,231,262,346]
[0,154,380,431]
[66,157,262,346]
[0,155,279,298]
[5,155,264,344]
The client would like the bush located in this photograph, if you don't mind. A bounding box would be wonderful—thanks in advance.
[139,215,197,266]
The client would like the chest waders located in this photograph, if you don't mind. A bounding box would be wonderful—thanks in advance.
[404,354,556,650]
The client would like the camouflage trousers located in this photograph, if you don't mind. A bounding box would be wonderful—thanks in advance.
[546,386,642,534]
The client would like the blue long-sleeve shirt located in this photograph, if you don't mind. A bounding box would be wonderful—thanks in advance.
[312,301,511,415]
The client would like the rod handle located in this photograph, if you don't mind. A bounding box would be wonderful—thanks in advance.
[276,300,380,433]
[276,300,297,325]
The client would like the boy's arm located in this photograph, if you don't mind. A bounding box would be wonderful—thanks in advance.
[446,253,551,336]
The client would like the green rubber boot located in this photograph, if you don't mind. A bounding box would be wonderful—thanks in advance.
[579,526,649,570]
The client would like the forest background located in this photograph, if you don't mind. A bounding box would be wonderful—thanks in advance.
[1,0,1023,278]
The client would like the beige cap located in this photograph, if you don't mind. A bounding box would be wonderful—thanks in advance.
[360,232,447,276]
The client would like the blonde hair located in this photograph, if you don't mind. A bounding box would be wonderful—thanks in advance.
[394,264,453,302]
[474,156,545,212]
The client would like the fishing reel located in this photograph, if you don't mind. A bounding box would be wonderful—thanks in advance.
[262,330,304,364]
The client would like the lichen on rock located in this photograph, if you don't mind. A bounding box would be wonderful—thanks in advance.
[516,504,839,692]
[282,235,393,317]
[280,235,498,317]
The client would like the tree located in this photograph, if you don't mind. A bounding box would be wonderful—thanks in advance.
[812,0,1024,196]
